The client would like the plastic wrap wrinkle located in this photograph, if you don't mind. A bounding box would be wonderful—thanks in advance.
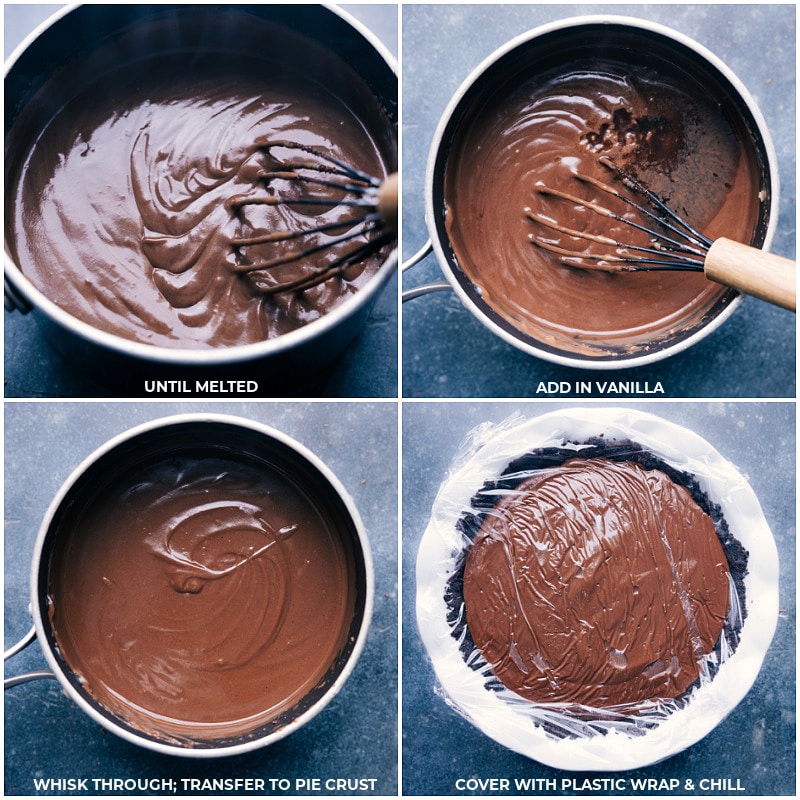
[416,408,779,771]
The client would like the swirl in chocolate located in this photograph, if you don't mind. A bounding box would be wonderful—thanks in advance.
[444,59,762,356]
[7,15,393,348]
[462,459,730,708]
[47,455,357,743]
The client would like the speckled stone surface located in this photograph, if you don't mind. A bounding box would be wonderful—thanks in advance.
[4,4,398,399]
[4,402,398,795]
[402,401,795,795]
[401,4,796,398]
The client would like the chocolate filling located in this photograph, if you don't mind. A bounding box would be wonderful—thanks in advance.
[443,48,764,357]
[6,11,395,349]
[45,446,361,746]
[447,439,747,737]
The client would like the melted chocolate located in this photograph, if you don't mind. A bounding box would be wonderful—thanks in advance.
[444,59,762,357]
[47,453,358,744]
[7,14,393,348]
[462,458,731,708]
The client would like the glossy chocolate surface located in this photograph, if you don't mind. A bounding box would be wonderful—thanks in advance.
[463,458,730,708]
[47,451,358,744]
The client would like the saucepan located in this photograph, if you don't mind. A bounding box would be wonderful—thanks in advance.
[4,4,397,381]
[4,414,374,757]
[402,16,779,369]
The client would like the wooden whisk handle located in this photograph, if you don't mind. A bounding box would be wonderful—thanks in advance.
[377,173,398,233]
[705,238,796,312]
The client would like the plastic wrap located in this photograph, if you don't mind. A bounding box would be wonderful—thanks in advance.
[415,408,779,771]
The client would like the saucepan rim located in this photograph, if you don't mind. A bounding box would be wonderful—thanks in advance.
[25,412,375,758]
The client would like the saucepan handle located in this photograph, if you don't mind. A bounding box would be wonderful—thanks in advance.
[401,239,452,302]
[4,623,57,688]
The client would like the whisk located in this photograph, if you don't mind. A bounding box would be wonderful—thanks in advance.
[528,156,795,311]
[226,140,397,295]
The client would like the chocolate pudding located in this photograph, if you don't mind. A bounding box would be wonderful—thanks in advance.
[6,11,395,349]
[46,450,360,744]
[463,458,730,708]
[444,50,764,357]
[448,441,747,722]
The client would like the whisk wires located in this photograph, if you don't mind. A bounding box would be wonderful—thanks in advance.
[529,157,714,273]
[227,140,393,295]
